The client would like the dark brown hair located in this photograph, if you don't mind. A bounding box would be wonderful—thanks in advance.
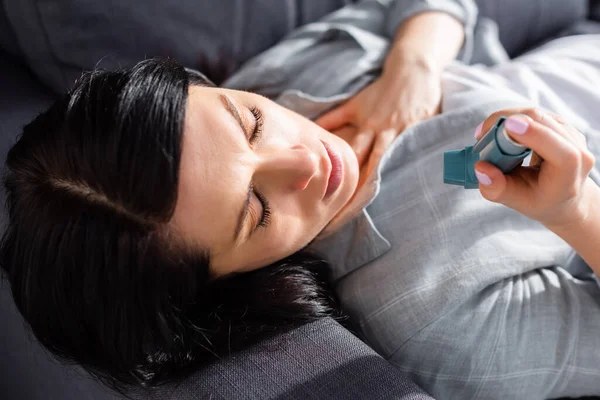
[0,59,339,395]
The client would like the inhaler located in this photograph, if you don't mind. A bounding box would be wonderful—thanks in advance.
[443,117,532,189]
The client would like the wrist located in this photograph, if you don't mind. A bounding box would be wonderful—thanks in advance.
[384,45,441,76]
[385,11,463,77]
[543,179,600,276]
[544,179,600,235]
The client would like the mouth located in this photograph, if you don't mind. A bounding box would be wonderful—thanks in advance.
[320,139,344,200]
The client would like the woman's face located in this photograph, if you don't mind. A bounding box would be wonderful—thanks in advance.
[171,86,359,276]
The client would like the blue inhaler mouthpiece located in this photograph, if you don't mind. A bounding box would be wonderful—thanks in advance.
[443,117,531,189]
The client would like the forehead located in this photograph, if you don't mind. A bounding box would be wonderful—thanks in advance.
[170,87,248,252]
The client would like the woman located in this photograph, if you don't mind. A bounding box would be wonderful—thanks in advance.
[2,12,600,400]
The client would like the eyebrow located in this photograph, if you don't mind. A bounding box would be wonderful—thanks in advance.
[219,94,253,243]
[220,94,249,138]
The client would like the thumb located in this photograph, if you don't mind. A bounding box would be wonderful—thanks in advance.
[315,101,356,131]
[474,161,536,211]
[351,129,375,166]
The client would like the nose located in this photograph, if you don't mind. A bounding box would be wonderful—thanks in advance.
[255,144,319,191]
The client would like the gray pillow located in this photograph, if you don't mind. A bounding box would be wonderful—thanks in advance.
[0,0,349,92]
[592,0,600,21]
[476,0,589,56]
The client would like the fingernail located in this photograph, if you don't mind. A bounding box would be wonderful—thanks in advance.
[474,123,483,140]
[475,170,492,186]
[505,117,529,135]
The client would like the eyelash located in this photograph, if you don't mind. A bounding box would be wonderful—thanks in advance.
[249,106,264,145]
[254,187,271,229]
[249,106,270,230]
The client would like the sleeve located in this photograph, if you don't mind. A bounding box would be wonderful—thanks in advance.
[224,0,482,109]
[379,0,478,62]
[223,1,392,110]
[390,266,600,399]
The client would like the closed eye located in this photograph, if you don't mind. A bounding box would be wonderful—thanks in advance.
[253,187,271,230]
[249,106,264,145]
[248,106,269,231]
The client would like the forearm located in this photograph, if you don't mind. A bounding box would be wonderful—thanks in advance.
[384,11,464,75]
[546,181,600,277]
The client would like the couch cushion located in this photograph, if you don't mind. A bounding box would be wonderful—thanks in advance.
[156,317,434,400]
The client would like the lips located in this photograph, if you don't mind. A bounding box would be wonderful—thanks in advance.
[320,139,344,200]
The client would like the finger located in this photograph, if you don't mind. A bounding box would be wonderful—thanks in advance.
[475,108,581,146]
[371,128,397,159]
[474,160,538,210]
[435,98,442,114]
[358,129,397,188]
[475,107,566,174]
[529,151,543,168]
[351,129,376,167]
[358,144,381,189]
[524,111,588,152]
[505,116,584,194]
[502,115,578,171]
[315,101,357,131]
[546,119,594,170]
[396,118,419,134]
[475,108,545,140]
[570,126,588,149]
[563,123,587,149]
[547,112,568,125]
[536,111,576,144]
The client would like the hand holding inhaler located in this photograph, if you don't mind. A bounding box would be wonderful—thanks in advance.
[444,108,597,229]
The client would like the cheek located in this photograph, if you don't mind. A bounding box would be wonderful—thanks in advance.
[279,196,327,232]
[275,106,314,140]
[265,213,316,253]
[245,229,301,269]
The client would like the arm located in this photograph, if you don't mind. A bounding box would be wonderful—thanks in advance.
[384,11,464,77]
[395,266,600,399]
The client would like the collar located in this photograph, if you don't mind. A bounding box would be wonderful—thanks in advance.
[309,208,391,281]
[309,138,392,281]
